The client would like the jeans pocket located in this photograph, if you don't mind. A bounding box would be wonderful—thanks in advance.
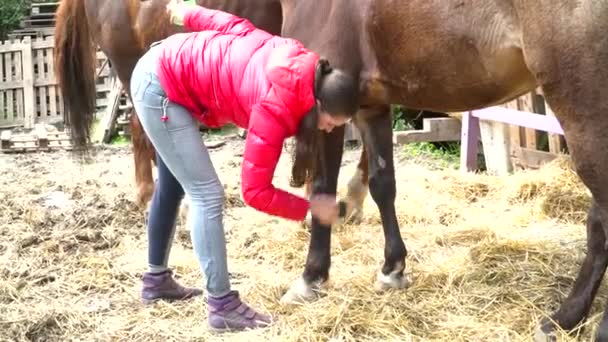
[163,100,198,133]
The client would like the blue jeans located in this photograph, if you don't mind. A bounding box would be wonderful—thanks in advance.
[130,44,231,297]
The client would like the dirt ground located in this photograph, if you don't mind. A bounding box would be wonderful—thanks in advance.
[0,135,605,341]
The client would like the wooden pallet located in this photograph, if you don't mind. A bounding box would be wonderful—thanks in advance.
[20,2,58,29]
[1,124,72,153]
[7,27,55,40]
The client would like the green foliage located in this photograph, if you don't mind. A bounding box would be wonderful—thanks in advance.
[110,134,130,146]
[0,0,26,40]
[402,141,461,167]
[391,105,415,131]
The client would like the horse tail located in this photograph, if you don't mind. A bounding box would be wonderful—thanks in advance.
[54,0,97,152]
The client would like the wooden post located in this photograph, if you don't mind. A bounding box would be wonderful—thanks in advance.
[479,120,512,176]
[460,111,480,172]
[35,123,48,148]
[518,92,538,150]
[21,37,35,129]
[545,103,566,154]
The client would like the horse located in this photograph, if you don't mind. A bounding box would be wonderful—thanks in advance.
[53,0,284,208]
[271,0,608,340]
[56,0,608,339]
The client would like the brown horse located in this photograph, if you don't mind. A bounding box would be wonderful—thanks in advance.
[55,0,608,339]
[53,0,284,208]
[273,0,608,340]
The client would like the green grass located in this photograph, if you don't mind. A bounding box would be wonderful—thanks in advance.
[203,124,239,138]
[110,134,130,146]
[401,141,461,169]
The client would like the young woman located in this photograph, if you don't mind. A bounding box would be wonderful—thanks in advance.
[131,1,359,332]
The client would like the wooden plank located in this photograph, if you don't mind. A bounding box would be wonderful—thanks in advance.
[35,40,45,80]
[0,80,25,90]
[511,146,560,170]
[0,89,5,125]
[5,51,14,125]
[39,86,48,122]
[57,78,65,119]
[34,123,48,148]
[21,37,35,129]
[37,45,48,122]
[0,48,5,124]
[544,103,566,154]
[517,93,538,149]
[471,107,564,135]
[1,129,11,149]
[47,47,57,120]
[460,112,480,172]
[14,50,23,124]
[0,43,23,53]
[31,37,54,50]
[97,76,123,143]
[479,119,512,176]
[394,117,461,144]
[0,126,72,153]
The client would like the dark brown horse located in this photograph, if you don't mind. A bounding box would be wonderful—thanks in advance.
[53,0,284,208]
[275,0,608,340]
[55,0,608,339]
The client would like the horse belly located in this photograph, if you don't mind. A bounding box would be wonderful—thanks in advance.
[363,0,537,112]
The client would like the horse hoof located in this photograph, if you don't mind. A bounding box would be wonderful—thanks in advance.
[532,322,557,342]
[136,184,155,208]
[280,276,322,305]
[340,206,363,225]
[373,269,411,293]
[302,211,313,230]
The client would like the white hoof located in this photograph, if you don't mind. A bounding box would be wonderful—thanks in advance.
[373,268,411,293]
[303,211,313,230]
[532,324,557,342]
[280,277,321,305]
[340,205,363,225]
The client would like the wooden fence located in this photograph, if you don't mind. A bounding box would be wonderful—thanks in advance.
[460,90,568,175]
[0,36,111,130]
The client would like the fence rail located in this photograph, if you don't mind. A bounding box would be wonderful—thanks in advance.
[0,36,110,130]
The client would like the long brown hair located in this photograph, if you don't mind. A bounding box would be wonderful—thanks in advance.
[290,59,359,188]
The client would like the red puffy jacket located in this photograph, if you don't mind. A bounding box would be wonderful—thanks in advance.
[155,6,319,221]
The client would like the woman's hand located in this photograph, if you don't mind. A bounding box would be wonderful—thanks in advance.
[166,0,197,26]
[309,194,339,226]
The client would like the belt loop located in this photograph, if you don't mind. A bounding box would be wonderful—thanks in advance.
[161,98,169,122]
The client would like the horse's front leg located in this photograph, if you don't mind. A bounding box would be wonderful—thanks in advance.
[280,126,346,304]
[357,105,409,291]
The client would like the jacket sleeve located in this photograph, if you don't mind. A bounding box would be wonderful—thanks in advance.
[183,6,267,37]
[240,102,310,221]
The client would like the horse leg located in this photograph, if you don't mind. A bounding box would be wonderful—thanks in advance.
[342,135,369,224]
[357,106,409,291]
[521,19,608,337]
[280,126,346,304]
[130,108,156,207]
[302,145,368,228]
[114,63,156,208]
[594,294,608,342]
[534,201,608,341]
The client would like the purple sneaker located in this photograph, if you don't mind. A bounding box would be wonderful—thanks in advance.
[208,290,272,332]
[141,269,203,305]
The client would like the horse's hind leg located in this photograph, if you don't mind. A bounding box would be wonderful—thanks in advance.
[520,12,608,338]
[357,105,408,291]
[130,109,156,207]
[535,201,608,341]
[342,143,369,224]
